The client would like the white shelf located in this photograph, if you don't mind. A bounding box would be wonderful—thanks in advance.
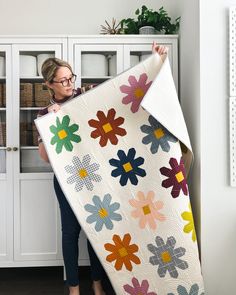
[81,76,112,79]
[20,107,42,111]
[21,146,38,150]
[0,76,6,79]
[0,107,6,110]
[20,76,43,80]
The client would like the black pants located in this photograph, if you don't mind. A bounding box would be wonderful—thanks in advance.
[53,175,104,286]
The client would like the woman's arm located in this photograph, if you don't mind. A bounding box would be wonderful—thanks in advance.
[38,142,50,163]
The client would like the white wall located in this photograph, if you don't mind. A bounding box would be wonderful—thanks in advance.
[200,0,236,294]
[0,0,180,35]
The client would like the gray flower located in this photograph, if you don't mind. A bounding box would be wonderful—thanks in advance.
[147,236,188,278]
[141,115,177,154]
[65,154,102,191]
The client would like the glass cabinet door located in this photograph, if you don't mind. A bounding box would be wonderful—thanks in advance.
[12,44,63,173]
[73,44,123,90]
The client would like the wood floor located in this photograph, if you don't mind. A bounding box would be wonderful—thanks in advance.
[0,266,116,295]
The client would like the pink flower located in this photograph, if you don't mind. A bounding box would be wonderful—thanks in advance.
[120,73,152,113]
[123,277,157,295]
[129,191,166,230]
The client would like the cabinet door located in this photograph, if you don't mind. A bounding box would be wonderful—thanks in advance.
[12,43,65,262]
[124,41,178,93]
[0,45,13,263]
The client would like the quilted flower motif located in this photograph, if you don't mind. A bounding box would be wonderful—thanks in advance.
[50,115,81,154]
[147,236,188,278]
[141,115,178,153]
[65,154,102,191]
[129,191,166,230]
[160,157,188,198]
[104,233,141,271]
[120,73,152,113]
[84,194,122,232]
[88,108,127,147]
[181,203,197,242]
[109,148,146,186]
[123,277,157,295]
[168,284,205,295]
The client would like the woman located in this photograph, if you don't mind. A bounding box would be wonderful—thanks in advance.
[38,42,167,295]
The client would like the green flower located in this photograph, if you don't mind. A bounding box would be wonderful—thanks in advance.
[50,115,81,154]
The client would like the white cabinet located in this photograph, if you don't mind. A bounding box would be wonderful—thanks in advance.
[0,35,178,267]
[0,37,67,267]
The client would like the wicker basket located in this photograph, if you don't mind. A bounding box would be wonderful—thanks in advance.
[0,83,6,107]
[34,83,50,107]
[20,83,33,107]
[32,123,39,146]
[0,122,6,146]
[20,122,32,146]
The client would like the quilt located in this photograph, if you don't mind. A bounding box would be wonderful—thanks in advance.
[35,53,204,295]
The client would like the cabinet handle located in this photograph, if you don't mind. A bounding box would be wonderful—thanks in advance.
[6,147,12,152]
[13,147,18,151]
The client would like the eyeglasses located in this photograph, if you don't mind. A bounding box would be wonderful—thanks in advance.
[52,74,77,87]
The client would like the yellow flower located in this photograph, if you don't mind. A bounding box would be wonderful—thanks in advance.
[181,203,196,242]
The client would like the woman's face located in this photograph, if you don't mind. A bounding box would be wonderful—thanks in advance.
[47,66,74,99]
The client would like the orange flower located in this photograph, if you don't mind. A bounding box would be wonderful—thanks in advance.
[104,233,141,271]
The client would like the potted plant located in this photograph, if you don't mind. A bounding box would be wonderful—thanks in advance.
[120,6,180,35]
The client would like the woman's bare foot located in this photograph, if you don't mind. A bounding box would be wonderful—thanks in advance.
[69,285,80,295]
[92,280,106,295]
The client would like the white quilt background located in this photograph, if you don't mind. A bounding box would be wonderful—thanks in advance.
[35,54,204,295]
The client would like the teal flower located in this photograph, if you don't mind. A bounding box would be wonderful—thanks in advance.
[168,284,205,295]
[50,115,81,154]
[84,194,122,231]
[141,115,177,153]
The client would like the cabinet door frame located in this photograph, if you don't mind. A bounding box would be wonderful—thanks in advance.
[12,43,64,263]
[69,43,123,89]
[0,45,14,262]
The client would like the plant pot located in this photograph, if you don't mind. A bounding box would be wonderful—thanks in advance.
[139,26,156,34]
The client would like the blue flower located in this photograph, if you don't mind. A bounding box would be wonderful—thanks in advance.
[147,236,188,278]
[168,284,205,295]
[84,194,122,232]
[140,115,177,154]
[109,148,146,186]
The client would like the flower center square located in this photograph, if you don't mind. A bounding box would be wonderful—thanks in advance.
[123,162,133,172]
[98,208,108,218]
[134,87,144,99]
[175,171,184,183]
[118,247,128,257]
[161,251,172,263]
[78,168,88,178]
[142,205,151,215]
[154,128,164,139]
[58,129,67,139]
[102,123,113,133]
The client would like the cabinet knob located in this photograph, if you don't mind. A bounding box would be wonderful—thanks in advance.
[13,147,18,151]
[6,147,12,152]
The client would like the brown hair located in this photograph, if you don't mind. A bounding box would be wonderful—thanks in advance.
[41,57,73,96]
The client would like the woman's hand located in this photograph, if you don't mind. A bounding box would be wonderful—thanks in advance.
[48,103,61,113]
[152,41,169,56]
